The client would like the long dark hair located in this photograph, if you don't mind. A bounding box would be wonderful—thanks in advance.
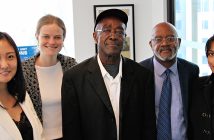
[0,32,26,102]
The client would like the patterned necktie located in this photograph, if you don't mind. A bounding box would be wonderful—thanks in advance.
[157,69,172,140]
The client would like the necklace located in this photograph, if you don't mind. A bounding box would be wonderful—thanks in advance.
[0,102,7,110]
[0,100,18,110]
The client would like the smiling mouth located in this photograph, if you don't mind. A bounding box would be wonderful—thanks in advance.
[108,44,117,46]
[161,49,171,52]
[0,71,10,76]
[45,46,58,49]
[160,47,172,53]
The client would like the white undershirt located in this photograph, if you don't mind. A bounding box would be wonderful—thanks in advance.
[97,55,122,140]
[35,61,63,139]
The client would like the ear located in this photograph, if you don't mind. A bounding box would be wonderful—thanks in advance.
[149,40,152,48]
[35,34,39,41]
[93,32,98,44]
[178,38,181,45]
[177,38,181,49]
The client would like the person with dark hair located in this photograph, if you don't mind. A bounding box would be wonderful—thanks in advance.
[0,32,43,139]
[22,14,77,139]
[140,22,199,140]
[61,9,156,140]
[189,35,214,140]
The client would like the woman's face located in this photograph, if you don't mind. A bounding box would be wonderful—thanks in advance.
[0,39,17,84]
[36,23,64,57]
[208,42,214,73]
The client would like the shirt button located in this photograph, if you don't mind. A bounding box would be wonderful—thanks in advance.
[202,129,210,135]
[201,113,206,117]
[201,113,210,118]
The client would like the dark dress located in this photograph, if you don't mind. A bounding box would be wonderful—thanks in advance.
[189,73,214,140]
[14,111,33,140]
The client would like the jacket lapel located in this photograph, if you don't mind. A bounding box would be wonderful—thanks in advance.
[0,108,22,140]
[120,58,135,105]
[87,57,114,115]
[202,77,212,110]
[20,93,43,140]
[148,57,155,72]
[177,60,188,121]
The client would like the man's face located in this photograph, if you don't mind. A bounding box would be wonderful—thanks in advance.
[150,23,180,62]
[93,17,126,59]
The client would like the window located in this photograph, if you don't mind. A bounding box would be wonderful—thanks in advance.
[176,20,182,30]
[202,0,209,11]
[202,37,208,43]
[168,0,212,76]
[0,0,74,60]
[202,55,207,64]
[175,0,182,13]
[202,20,208,29]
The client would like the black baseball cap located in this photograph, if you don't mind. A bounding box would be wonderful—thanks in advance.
[94,9,128,30]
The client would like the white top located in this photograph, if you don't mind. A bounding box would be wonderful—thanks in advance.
[36,62,63,139]
[0,93,44,140]
[97,55,122,140]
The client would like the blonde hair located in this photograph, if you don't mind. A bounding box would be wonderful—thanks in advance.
[36,14,66,39]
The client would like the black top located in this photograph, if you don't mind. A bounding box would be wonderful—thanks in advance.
[210,74,214,138]
[14,111,33,140]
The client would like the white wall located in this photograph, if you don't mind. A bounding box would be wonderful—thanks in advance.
[72,0,167,62]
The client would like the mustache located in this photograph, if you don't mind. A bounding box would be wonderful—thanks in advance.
[104,41,120,46]
[159,46,173,51]
[160,46,170,50]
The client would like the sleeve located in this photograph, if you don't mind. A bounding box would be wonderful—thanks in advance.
[61,71,82,140]
[142,69,157,139]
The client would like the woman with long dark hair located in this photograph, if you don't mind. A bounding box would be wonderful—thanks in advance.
[189,35,214,140]
[0,32,43,140]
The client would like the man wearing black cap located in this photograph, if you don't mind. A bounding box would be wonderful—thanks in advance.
[61,9,156,140]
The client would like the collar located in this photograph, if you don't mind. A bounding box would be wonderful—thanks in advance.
[209,73,214,83]
[97,55,122,79]
[153,57,178,76]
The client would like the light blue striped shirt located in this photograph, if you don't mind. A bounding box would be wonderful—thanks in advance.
[153,58,186,140]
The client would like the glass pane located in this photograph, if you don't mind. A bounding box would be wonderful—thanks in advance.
[0,0,74,61]
[175,0,212,76]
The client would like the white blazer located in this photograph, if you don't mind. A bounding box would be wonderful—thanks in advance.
[0,93,44,140]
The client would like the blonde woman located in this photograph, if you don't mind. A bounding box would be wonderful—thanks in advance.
[22,14,77,139]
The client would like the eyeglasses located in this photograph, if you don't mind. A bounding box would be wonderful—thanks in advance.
[152,36,178,44]
[96,28,126,37]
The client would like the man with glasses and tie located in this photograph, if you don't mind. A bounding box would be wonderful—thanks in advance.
[140,22,199,140]
[61,9,156,140]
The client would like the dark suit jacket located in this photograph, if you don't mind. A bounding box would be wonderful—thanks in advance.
[189,75,214,140]
[61,56,156,140]
[139,57,199,129]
